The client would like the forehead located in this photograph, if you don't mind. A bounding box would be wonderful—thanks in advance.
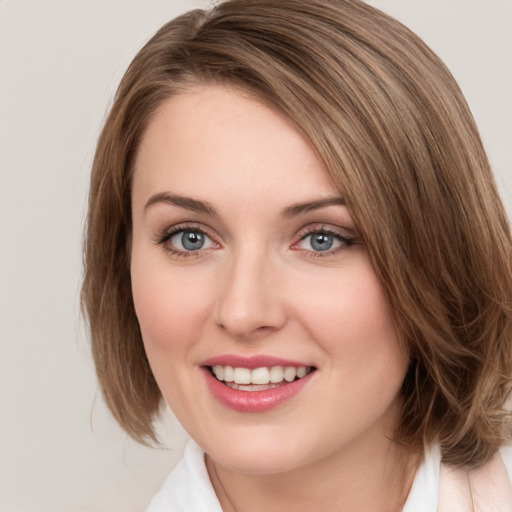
[131,84,339,210]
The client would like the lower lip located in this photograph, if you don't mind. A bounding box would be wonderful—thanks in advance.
[203,368,315,412]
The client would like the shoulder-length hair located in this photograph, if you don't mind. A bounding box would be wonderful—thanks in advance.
[82,0,512,467]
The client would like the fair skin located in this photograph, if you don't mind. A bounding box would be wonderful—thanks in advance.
[130,84,417,511]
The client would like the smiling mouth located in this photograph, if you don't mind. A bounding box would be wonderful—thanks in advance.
[208,365,316,391]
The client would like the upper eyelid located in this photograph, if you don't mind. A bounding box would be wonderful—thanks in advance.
[296,223,355,239]
[161,222,214,237]
[300,226,341,236]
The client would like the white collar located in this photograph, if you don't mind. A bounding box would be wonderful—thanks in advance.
[147,440,223,512]
[402,444,440,512]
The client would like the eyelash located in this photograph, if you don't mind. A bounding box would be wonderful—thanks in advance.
[154,223,358,259]
[293,226,358,258]
[154,223,216,259]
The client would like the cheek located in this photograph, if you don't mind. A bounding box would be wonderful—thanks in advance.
[130,255,211,358]
[296,262,404,378]
[303,266,407,435]
[130,255,216,415]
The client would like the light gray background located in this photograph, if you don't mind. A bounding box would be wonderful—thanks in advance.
[1,1,511,511]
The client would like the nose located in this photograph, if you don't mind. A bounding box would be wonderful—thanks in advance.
[214,248,287,340]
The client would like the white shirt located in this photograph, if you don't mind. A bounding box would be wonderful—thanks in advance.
[147,440,512,512]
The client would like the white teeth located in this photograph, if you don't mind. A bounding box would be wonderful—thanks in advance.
[223,366,234,382]
[233,367,251,384]
[284,366,297,382]
[269,366,284,383]
[212,365,224,381]
[211,365,312,385]
[251,367,270,385]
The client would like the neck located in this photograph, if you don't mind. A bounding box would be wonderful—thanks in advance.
[206,433,420,512]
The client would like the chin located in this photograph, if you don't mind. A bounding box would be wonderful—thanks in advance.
[198,426,314,475]
[210,448,308,475]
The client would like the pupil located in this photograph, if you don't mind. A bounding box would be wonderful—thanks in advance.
[311,233,333,251]
[182,231,204,250]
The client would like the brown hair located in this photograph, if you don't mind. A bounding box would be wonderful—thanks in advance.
[82,0,512,467]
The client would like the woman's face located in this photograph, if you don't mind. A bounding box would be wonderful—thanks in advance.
[130,85,409,474]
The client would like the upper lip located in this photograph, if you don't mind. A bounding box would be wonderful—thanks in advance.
[201,354,314,369]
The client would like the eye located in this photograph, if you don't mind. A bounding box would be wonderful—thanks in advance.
[154,224,219,258]
[292,226,357,256]
[301,232,340,252]
[298,232,343,252]
[169,229,216,252]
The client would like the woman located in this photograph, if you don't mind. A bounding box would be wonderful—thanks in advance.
[82,0,512,510]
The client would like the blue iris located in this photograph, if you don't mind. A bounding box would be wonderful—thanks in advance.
[310,233,334,251]
[181,231,205,250]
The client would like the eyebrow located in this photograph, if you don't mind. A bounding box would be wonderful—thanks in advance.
[144,192,345,218]
[144,192,218,216]
[281,196,346,218]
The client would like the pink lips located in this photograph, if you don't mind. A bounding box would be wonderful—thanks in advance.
[202,354,311,369]
[201,355,315,413]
